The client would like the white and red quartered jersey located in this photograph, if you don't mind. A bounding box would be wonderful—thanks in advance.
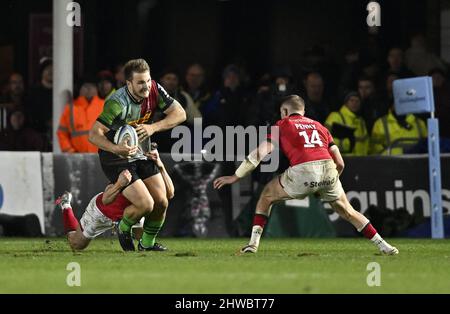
[267,113,334,167]
[95,193,131,222]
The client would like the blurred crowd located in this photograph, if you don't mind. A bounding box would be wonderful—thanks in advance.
[1,33,450,156]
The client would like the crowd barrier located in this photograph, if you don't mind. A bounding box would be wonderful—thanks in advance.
[0,152,448,237]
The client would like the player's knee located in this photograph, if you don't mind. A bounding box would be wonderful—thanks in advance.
[154,196,169,211]
[138,197,154,214]
[261,191,277,204]
[260,186,273,200]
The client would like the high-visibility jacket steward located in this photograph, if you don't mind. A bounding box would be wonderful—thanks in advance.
[324,105,369,156]
[370,110,427,155]
[57,95,104,153]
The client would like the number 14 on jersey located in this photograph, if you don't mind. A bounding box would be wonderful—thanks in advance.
[299,130,323,148]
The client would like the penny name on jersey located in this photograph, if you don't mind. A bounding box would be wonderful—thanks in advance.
[294,123,317,130]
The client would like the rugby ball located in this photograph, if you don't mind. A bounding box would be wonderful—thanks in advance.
[113,125,139,147]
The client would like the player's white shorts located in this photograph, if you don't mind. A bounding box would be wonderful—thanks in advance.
[280,159,344,202]
[79,194,115,239]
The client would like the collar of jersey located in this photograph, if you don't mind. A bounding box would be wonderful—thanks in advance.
[289,113,302,117]
[126,86,143,104]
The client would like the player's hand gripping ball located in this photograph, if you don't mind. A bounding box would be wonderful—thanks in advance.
[113,125,139,158]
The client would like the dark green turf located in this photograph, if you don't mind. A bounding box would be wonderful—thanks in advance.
[0,238,449,293]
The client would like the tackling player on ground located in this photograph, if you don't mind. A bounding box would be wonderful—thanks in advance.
[89,58,185,251]
[58,148,174,251]
[214,95,399,255]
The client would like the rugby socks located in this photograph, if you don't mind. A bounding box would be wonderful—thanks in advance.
[253,214,268,229]
[119,216,138,233]
[359,222,377,239]
[141,218,165,248]
[359,222,388,249]
[248,214,269,248]
[62,207,79,233]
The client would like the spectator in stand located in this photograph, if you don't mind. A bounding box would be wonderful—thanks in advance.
[338,47,362,99]
[26,57,53,151]
[247,67,297,127]
[383,71,400,107]
[405,33,447,76]
[0,73,26,131]
[325,91,369,156]
[357,76,387,132]
[385,47,414,78]
[202,64,250,128]
[152,68,201,152]
[114,63,126,88]
[303,72,330,124]
[0,110,44,151]
[97,70,116,99]
[57,78,104,153]
[159,68,201,126]
[302,45,340,100]
[183,63,211,113]
[370,103,427,155]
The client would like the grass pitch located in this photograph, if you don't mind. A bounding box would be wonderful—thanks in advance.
[0,238,449,293]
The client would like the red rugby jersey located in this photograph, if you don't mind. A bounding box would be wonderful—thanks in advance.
[268,113,334,167]
[95,193,131,221]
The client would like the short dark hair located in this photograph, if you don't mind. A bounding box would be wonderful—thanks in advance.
[280,95,305,111]
[357,76,375,84]
[124,59,150,81]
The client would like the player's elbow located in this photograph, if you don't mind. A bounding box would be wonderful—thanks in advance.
[178,107,187,123]
[167,189,175,200]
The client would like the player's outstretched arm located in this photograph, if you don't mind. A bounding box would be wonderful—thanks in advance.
[102,170,132,204]
[213,140,275,190]
[146,150,175,199]
[329,145,345,175]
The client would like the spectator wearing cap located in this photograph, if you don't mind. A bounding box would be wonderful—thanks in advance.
[325,91,369,156]
[0,110,45,151]
[25,57,53,151]
[57,78,104,153]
